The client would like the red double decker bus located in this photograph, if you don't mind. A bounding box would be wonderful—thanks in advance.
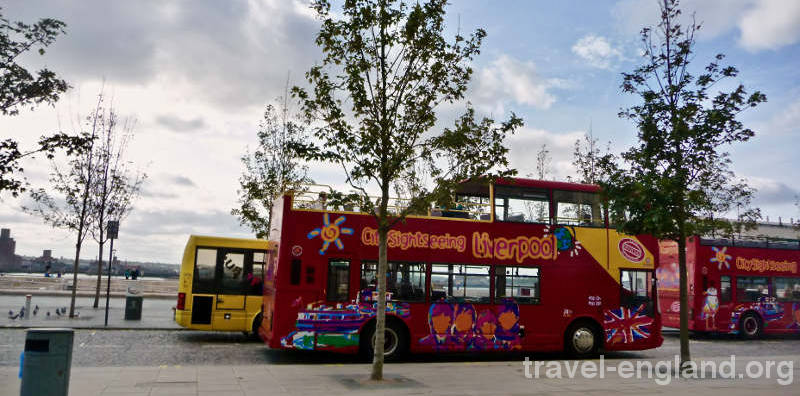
[658,236,800,338]
[259,178,663,358]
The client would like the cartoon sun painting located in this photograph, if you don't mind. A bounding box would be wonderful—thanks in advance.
[710,246,732,270]
[307,213,354,255]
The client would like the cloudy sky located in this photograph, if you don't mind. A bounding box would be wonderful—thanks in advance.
[2,0,799,264]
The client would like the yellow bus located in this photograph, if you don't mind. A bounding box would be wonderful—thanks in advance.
[174,235,276,334]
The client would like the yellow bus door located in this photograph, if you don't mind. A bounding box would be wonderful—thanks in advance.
[213,250,248,331]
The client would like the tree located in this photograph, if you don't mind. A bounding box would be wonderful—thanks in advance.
[24,94,107,318]
[89,104,146,308]
[292,0,521,380]
[0,8,90,198]
[600,0,765,370]
[233,93,311,239]
[794,195,799,234]
[571,127,613,185]
[535,144,551,180]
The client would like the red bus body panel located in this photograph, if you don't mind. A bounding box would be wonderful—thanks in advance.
[263,185,663,354]
[658,237,800,334]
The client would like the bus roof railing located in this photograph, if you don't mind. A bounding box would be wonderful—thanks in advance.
[698,235,800,250]
[288,184,492,221]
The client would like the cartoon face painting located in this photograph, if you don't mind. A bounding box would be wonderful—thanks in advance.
[429,303,454,334]
[418,300,521,351]
[453,304,476,334]
[476,311,497,340]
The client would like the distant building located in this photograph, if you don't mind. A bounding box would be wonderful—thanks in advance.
[0,228,17,270]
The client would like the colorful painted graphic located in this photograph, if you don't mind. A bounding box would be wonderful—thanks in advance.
[699,282,719,329]
[281,289,410,350]
[788,303,800,330]
[728,297,784,333]
[603,304,654,344]
[418,299,522,351]
[656,262,679,290]
[710,246,732,270]
[307,213,354,255]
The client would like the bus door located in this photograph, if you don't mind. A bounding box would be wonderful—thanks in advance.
[213,249,251,331]
[620,269,654,315]
[190,247,217,329]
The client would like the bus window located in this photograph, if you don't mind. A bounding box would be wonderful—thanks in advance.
[193,248,217,294]
[495,266,539,304]
[774,277,800,301]
[249,251,266,295]
[327,259,350,302]
[720,275,732,303]
[736,276,769,302]
[360,262,426,302]
[493,186,549,223]
[553,190,603,226]
[621,269,653,312]
[220,251,246,295]
[289,259,302,285]
[430,264,491,304]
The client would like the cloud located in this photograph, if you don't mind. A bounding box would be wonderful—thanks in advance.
[123,208,247,237]
[472,55,562,113]
[169,175,196,187]
[507,127,585,180]
[4,0,321,110]
[155,115,206,133]
[747,177,799,205]
[761,99,800,135]
[612,0,800,52]
[571,35,624,70]
[739,0,800,51]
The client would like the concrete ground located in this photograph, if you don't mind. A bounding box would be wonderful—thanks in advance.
[1,354,798,395]
[0,294,180,330]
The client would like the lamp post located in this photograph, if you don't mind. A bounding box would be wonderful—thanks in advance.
[104,221,119,327]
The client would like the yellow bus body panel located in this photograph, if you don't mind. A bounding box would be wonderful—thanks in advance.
[175,235,276,332]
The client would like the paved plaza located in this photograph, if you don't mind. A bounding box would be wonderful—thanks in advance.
[1,354,798,396]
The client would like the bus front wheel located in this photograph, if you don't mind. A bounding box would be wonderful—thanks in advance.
[739,313,762,339]
[361,320,408,361]
[565,320,600,358]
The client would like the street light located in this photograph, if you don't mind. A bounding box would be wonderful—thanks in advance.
[104,221,119,327]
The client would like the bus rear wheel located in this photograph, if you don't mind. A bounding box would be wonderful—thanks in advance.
[565,321,600,358]
[248,313,263,340]
[361,321,407,361]
[739,313,762,339]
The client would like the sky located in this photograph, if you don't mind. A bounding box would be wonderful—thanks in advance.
[1,0,799,264]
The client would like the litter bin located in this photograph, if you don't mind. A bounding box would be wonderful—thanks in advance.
[125,288,143,320]
[20,328,74,396]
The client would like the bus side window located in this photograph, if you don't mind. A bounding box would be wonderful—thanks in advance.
[620,269,653,314]
[327,259,350,302]
[248,251,266,295]
[193,248,217,294]
[290,259,302,285]
[220,251,246,295]
[774,277,800,301]
[720,276,731,303]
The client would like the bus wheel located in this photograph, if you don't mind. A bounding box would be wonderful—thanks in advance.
[739,313,762,339]
[250,313,263,339]
[361,321,407,361]
[565,321,600,358]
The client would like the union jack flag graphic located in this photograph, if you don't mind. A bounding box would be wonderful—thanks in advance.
[603,304,653,344]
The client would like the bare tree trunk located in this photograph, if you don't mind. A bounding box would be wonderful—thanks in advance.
[677,234,691,370]
[69,241,82,318]
[371,225,388,380]
[93,240,104,308]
